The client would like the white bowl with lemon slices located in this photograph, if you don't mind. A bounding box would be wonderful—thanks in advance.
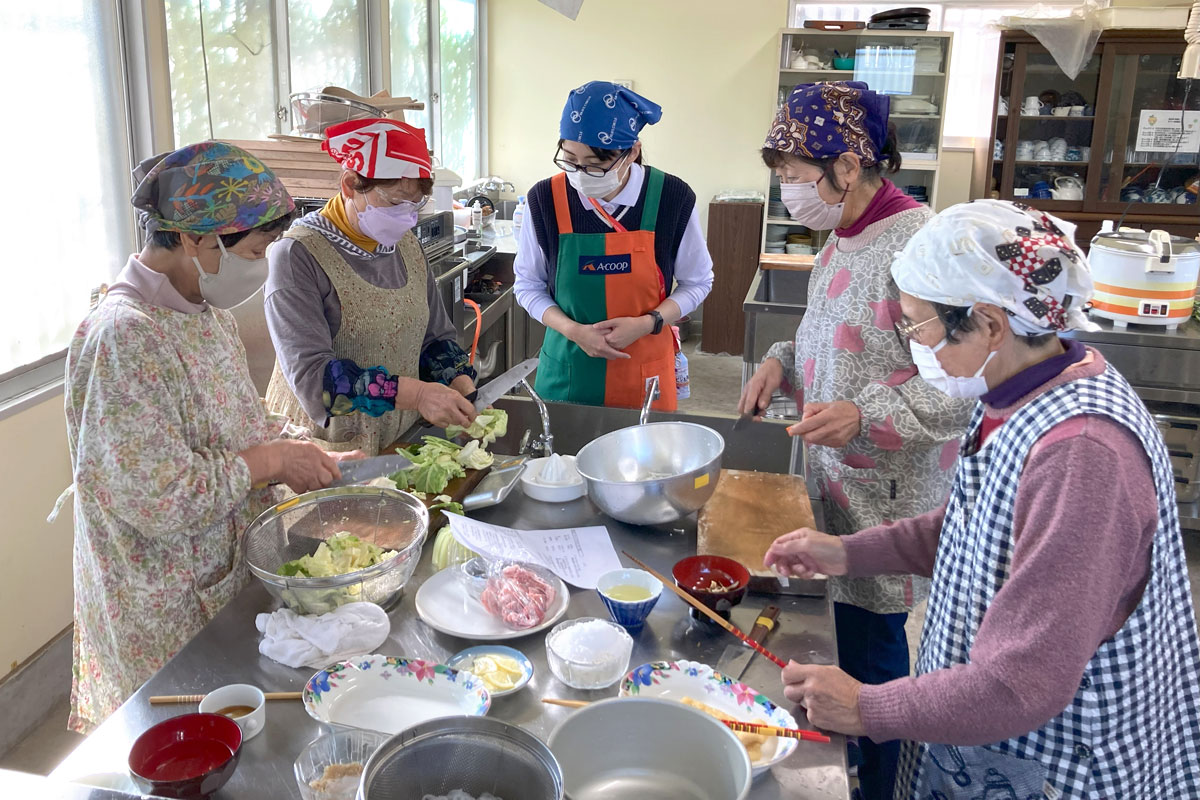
[446,646,534,697]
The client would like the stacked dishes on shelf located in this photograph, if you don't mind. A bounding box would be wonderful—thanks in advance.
[766,185,789,253]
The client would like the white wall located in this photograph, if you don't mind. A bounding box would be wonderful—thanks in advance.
[487,0,790,231]
[0,392,74,677]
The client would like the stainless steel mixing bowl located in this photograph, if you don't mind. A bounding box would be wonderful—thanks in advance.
[573,422,724,526]
[358,716,563,800]
[244,486,429,615]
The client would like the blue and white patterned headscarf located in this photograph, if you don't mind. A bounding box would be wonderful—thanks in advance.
[559,81,663,149]
[764,81,890,166]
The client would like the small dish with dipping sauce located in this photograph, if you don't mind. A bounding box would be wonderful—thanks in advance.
[595,568,662,632]
[199,684,266,742]
[446,645,534,697]
[672,555,750,620]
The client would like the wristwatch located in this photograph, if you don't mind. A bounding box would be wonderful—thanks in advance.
[646,310,664,335]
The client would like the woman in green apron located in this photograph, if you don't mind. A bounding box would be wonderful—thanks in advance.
[513,81,713,411]
[265,118,477,455]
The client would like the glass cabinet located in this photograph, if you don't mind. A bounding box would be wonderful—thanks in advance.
[990,30,1200,246]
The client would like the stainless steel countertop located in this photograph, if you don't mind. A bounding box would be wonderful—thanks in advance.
[0,769,142,799]
[53,413,846,799]
[1066,315,1200,351]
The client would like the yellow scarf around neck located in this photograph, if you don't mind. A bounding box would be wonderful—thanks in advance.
[320,193,378,252]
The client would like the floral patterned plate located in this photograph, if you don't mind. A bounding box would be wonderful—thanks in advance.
[303,653,490,734]
[619,659,799,776]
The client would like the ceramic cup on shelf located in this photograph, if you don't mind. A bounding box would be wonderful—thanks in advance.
[1146,187,1171,204]
[1084,105,1095,116]
[994,140,1004,159]
[1031,180,1053,200]
[1065,147,1083,162]
[1052,106,1070,117]
[998,97,1009,116]
[1070,105,1085,117]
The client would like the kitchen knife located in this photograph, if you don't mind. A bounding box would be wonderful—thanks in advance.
[466,357,539,412]
[747,574,827,597]
[328,452,415,488]
[731,403,762,432]
[716,605,781,680]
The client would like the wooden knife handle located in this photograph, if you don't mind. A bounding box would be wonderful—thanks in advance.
[748,605,781,646]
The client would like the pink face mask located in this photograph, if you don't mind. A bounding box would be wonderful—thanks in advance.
[780,175,847,231]
[356,200,420,246]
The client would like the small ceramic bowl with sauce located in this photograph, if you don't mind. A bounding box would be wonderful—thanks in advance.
[671,555,750,621]
[199,684,266,742]
[596,568,663,632]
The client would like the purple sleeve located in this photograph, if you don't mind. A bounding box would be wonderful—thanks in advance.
[842,503,946,579]
[858,416,1157,745]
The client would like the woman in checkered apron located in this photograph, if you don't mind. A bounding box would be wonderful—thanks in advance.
[765,200,1200,799]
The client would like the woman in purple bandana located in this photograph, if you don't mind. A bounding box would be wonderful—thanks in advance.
[739,81,973,800]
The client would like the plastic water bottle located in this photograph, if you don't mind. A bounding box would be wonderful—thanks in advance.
[672,326,690,400]
[513,195,527,237]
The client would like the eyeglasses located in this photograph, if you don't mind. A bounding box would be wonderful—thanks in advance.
[373,186,430,210]
[552,146,631,177]
[894,315,941,346]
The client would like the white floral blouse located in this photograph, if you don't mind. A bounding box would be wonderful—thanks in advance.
[64,290,281,733]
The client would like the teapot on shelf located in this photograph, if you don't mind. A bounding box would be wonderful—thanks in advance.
[1050,176,1085,201]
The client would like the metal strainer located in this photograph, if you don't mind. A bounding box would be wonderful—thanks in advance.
[243,487,429,615]
[358,716,563,800]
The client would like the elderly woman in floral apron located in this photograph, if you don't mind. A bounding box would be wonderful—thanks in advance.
[514,81,714,411]
[62,143,343,733]
[739,81,972,799]
[265,118,477,455]
[766,200,1200,799]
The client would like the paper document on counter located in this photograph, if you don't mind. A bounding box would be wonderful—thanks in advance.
[445,513,621,589]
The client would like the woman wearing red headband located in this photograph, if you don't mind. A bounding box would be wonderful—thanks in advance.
[265,118,477,455]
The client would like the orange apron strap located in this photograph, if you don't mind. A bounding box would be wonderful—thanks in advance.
[550,173,574,235]
[587,198,628,233]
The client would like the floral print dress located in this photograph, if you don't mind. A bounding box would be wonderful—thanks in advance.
[64,291,282,733]
[766,207,974,614]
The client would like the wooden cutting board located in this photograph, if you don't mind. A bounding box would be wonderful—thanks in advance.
[386,440,493,527]
[697,470,815,575]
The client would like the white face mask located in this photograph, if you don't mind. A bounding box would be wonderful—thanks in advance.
[910,338,997,399]
[192,238,269,309]
[566,154,629,199]
[780,178,845,230]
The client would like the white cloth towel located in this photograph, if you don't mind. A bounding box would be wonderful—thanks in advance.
[255,602,391,669]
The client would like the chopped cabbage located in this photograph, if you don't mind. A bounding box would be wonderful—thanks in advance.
[446,409,508,447]
[431,525,479,571]
[277,532,397,578]
[455,440,494,470]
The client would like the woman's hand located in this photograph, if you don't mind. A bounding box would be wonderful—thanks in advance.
[242,439,341,494]
[764,527,847,578]
[569,322,630,360]
[416,381,476,429]
[782,662,865,737]
[738,359,784,419]
[593,316,654,351]
[787,401,860,448]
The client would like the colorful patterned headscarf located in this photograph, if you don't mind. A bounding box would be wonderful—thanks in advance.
[560,81,663,150]
[131,141,294,236]
[323,118,433,180]
[891,199,1099,335]
[764,81,890,166]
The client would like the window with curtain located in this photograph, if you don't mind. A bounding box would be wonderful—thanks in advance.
[165,0,277,145]
[390,0,431,132]
[0,2,134,377]
[438,0,480,180]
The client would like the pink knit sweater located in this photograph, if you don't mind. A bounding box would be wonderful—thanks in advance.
[844,347,1158,745]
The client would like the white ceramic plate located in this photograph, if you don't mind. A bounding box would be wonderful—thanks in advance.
[303,654,490,734]
[415,566,569,641]
[619,659,799,777]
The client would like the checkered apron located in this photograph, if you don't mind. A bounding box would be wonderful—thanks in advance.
[895,365,1200,799]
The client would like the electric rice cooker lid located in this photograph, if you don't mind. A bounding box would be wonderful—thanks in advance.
[1091,230,1200,258]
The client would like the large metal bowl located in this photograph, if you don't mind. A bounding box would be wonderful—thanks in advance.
[358,716,563,800]
[574,422,724,526]
[244,487,429,615]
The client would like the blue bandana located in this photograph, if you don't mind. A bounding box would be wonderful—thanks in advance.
[764,81,890,166]
[559,81,663,149]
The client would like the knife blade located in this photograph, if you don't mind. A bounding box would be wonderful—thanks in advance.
[716,605,781,679]
[328,453,415,488]
[747,574,827,597]
[467,357,539,411]
[731,403,762,432]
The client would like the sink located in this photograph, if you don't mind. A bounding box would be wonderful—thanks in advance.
[749,268,810,309]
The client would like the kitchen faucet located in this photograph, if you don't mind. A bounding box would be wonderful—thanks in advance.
[518,378,554,458]
[639,375,660,426]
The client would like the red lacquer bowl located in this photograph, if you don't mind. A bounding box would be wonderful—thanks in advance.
[672,555,750,618]
[128,712,242,798]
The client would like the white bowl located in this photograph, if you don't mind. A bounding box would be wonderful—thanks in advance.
[619,659,800,778]
[199,684,266,742]
[520,455,586,503]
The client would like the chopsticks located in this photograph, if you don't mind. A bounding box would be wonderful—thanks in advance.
[621,551,789,669]
[149,691,302,705]
[541,699,830,743]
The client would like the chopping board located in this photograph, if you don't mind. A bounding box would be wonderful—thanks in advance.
[385,440,493,526]
[697,470,815,575]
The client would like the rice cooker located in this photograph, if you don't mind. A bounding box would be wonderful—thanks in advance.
[1087,229,1200,330]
